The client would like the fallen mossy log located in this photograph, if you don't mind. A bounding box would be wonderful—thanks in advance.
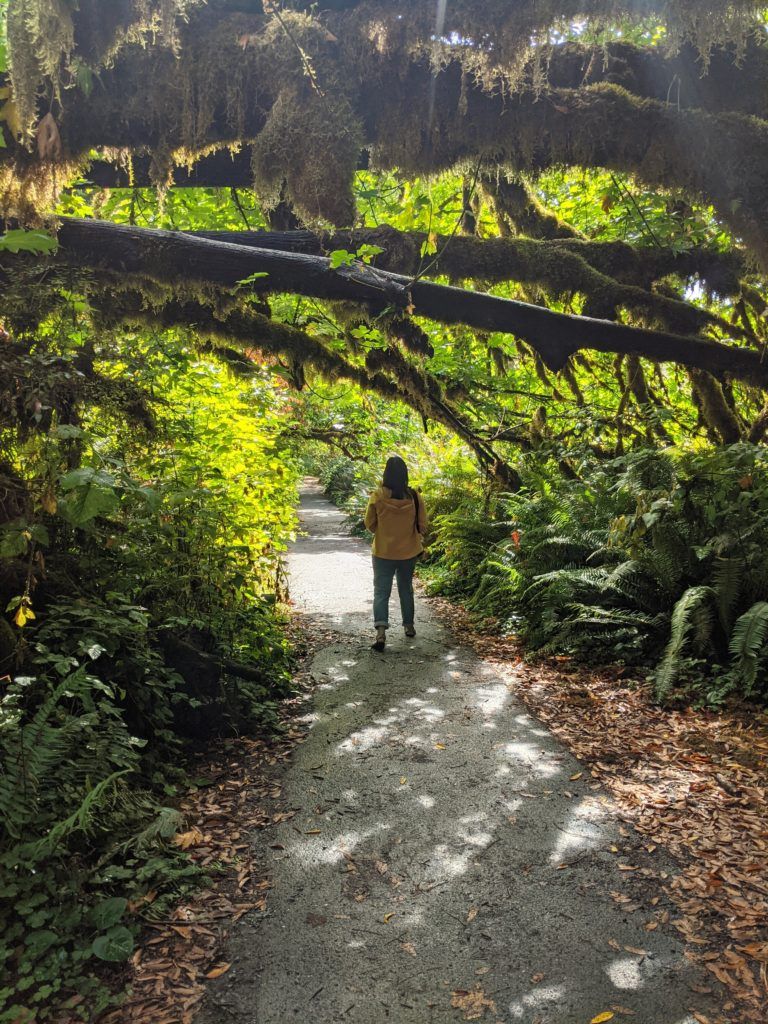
[189,225,743,335]
[52,218,768,390]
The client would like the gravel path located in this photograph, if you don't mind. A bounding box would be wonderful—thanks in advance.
[197,480,718,1024]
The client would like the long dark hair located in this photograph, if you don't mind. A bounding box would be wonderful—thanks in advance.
[382,456,410,499]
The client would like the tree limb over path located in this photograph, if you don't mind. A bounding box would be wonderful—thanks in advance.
[50,218,768,390]
[188,225,742,336]
[7,6,768,269]
[94,287,519,485]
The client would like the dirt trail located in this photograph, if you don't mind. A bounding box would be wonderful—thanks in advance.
[197,480,718,1024]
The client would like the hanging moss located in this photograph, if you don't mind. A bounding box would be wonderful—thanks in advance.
[334,0,764,82]
[359,57,768,272]
[6,0,768,253]
[689,368,744,443]
[382,315,434,358]
[480,171,582,240]
[7,0,204,142]
[4,7,365,224]
[250,85,362,226]
[7,0,75,139]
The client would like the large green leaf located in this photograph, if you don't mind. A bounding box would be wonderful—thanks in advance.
[91,926,134,962]
[58,484,119,526]
[90,897,127,931]
[0,229,57,254]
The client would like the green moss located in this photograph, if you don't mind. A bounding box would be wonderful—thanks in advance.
[481,171,581,240]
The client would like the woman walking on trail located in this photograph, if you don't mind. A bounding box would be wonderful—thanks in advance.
[364,456,427,652]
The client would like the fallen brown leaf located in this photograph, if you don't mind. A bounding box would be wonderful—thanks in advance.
[450,986,498,1021]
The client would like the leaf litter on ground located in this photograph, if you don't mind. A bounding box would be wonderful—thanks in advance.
[429,595,768,1024]
[97,617,342,1024]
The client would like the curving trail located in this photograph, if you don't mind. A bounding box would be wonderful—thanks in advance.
[197,480,718,1024]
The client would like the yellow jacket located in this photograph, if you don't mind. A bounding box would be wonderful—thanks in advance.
[364,486,427,560]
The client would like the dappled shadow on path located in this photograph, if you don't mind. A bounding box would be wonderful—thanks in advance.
[197,482,716,1024]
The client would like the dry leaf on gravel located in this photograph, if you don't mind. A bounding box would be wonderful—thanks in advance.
[205,963,231,979]
[450,986,498,1020]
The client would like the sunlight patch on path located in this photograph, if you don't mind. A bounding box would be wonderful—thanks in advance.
[195,481,721,1024]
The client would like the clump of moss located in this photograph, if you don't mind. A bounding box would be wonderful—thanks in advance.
[4,5,366,224]
[251,86,362,227]
[383,314,435,358]
[0,154,85,223]
[7,0,203,142]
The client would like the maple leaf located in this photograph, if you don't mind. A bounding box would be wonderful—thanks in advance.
[174,827,203,850]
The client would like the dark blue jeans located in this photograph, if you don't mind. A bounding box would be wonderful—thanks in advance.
[372,556,417,628]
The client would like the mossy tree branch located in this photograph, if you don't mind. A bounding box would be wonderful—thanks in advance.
[189,226,744,295]
[37,218,768,392]
[6,9,768,269]
[93,287,521,485]
[479,172,583,241]
[189,225,744,336]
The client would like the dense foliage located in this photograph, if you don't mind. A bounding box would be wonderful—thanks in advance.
[422,446,768,702]
[0,306,298,1018]
[4,0,768,1018]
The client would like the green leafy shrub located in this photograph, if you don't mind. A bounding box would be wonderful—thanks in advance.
[0,667,194,1023]
[0,341,298,1018]
[426,445,768,705]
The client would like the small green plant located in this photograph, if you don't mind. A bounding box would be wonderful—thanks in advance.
[329,244,384,269]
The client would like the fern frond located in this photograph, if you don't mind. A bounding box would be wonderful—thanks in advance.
[24,770,131,862]
[712,556,743,634]
[729,601,768,694]
[600,560,662,610]
[654,586,714,701]
[0,672,89,837]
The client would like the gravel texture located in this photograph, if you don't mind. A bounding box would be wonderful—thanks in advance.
[196,481,718,1024]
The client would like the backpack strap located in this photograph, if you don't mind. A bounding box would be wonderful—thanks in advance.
[411,488,420,533]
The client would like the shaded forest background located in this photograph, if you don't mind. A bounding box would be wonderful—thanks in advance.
[1,0,768,1019]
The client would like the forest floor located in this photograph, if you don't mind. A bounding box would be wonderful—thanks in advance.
[106,480,767,1024]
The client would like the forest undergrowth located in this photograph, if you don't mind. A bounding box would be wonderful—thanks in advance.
[318,451,768,1021]
[321,442,768,709]
[0,327,299,1021]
